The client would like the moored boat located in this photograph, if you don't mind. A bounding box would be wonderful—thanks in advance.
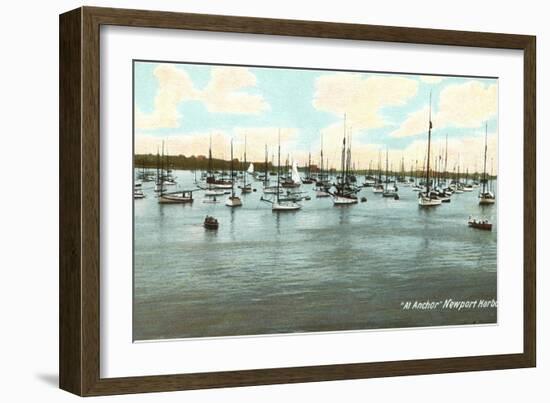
[225,139,242,208]
[468,216,492,231]
[479,122,496,206]
[158,190,194,204]
[261,130,302,211]
[203,215,219,229]
[418,92,441,208]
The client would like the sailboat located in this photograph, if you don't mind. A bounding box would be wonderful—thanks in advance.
[261,131,302,211]
[330,118,359,205]
[161,146,177,186]
[315,138,331,198]
[412,159,422,191]
[280,156,302,189]
[205,135,232,190]
[315,135,330,188]
[363,160,376,187]
[463,168,473,191]
[156,144,194,204]
[203,135,225,197]
[479,122,496,205]
[382,149,398,198]
[418,93,442,207]
[225,139,242,207]
[302,153,314,184]
[372,151,384,194]
[238,136,252,194]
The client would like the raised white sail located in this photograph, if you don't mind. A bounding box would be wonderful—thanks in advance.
[291,161,302,184]
[247,163,254,174]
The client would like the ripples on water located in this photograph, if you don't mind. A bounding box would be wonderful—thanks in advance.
[134,170,497,340]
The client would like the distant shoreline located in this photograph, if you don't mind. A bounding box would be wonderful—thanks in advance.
[133,154,496,179]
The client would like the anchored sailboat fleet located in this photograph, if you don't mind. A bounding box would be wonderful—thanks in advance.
[135,107,496,230]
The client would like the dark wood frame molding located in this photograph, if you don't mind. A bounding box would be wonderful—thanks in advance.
[59,6,536,396]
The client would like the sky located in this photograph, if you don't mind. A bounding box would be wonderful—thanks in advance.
[134,61,498,174]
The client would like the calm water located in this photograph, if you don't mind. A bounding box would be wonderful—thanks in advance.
[134,170,497,341]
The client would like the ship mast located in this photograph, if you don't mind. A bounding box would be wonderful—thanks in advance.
[482,122,488,194]
[425,92,433,194]
[277,130,281,203]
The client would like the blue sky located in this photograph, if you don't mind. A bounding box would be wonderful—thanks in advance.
[134,61,498,172]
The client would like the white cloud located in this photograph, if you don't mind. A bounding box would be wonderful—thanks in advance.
[437,81,497,128]
[200,67,269,114]
[135,65,198,130]
[389,106,431,138]
[313,73,419,130]
[390,81,498,138]
[135,65,269,130]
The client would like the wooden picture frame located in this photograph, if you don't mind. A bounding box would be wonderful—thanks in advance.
[59,6,536,396]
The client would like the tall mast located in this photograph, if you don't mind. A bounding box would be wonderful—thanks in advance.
[482,122,488,194]
[490,158,494,192]
[444,133,448,183]
[378,151,382,183]
[161,141,165,196]
[208,133,212,174]
[385,148,389,190]
[230,139,234,198]
[156,146,160,192]
[243,136,247,188]
[277,130,281,203]
[425,92,433,194]
[320,134,324,178]
[341,115,346,186]
[264,144,268,186]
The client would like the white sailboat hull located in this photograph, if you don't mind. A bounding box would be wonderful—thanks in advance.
[214,183,233,189]
[225,196,242,207]
[158,194,193,204]
[272,201,301,211]
[479,193,496,204]
[332,195,358,205]
[418,196,442,206]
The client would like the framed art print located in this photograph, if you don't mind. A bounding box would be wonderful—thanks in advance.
[59,6,536,396]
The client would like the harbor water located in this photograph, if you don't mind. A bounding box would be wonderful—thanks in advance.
[134,170,497,341]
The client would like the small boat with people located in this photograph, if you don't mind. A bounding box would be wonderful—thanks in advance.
[468,216,492,231]
[203,215,219,230]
